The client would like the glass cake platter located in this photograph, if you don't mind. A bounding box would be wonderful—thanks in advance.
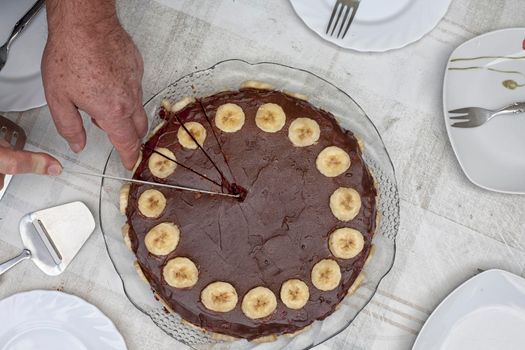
[99,59,399,349]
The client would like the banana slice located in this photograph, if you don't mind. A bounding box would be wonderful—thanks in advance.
[215,103,245,132]
[134,261,149,284]
[288,118,320,147]
[163,257,199,288]
[148,147,177,178]
[280,279,309,310]
[177,122,207,149]
[121,223,132,251]
[252,335,278,343]
[201,281,238,312]
[356,136,365,153]
[148,121,166,138]
[132,151,143,174]
[311,259,341,291]
[211,332,238,342]
[119,184,130,215]
[145,222,180,256]
[161,99,172,111]
[171,96,196,113]
[330,187,361,221]
[328,228,364,259]
[240,80,273,90]
[138,189,167,218]
[316,146,351,177]
[347,273,365,296]
[255,103,286,133]
[241,286,277,319]
[365,244,375,266]
[284,90,308,101]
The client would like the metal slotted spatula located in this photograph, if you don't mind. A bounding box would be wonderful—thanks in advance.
[0,201,95,276]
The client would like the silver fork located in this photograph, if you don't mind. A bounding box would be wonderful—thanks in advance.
[449,102,525,128]
[0,0,45,72]
[326,0,361,39]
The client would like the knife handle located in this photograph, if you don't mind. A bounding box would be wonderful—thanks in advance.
[0,249,31,276]
[7,0,45,47]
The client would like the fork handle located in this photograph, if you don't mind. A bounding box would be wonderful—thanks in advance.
[495,102,525,116]
[7,0,45,48]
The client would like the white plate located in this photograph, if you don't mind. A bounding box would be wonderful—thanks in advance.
[0,290,127,350]
[289,0,451,52]
[0,0,47,112]
[413,269,525,350]
[443,28,525,194]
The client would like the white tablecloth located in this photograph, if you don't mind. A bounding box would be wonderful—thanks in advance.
[1,0,525,349]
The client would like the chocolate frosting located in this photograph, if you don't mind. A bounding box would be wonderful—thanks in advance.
[126,89,377,339]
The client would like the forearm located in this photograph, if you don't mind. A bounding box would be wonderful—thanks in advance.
[45,0,118,35]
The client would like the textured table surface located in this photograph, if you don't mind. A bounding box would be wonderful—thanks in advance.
[1,0,525,349]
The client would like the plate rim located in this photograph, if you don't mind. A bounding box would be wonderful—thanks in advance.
[0,289,127,349]
[288,0,452,52]
[412,269,525,349]
[442,27,525,195]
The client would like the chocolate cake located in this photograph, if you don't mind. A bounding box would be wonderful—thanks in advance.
[120,81,378,340]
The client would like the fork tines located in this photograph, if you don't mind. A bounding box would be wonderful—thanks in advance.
[326,0,360,39]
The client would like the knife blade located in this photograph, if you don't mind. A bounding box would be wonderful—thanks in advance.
[63,169,240,199]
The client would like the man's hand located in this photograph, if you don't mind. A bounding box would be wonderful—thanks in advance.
[0,140,62,189]
[42,0,147,170]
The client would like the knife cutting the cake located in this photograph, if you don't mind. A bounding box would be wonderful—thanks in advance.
[63,169,240,199]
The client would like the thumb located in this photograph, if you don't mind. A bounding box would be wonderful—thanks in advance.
[0,147,62,176]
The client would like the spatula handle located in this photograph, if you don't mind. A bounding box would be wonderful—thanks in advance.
[0,249,31,276]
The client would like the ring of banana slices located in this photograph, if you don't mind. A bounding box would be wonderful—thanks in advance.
[121,81,378,340]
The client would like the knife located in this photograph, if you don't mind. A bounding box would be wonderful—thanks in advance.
[63,169,240,199]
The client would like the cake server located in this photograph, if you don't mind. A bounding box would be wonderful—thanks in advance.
[0,201,95,276]
[63,169,240,198]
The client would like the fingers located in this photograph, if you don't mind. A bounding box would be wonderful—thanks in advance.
[96,112,141,170]
[0,147,62,176]
[130,86,147,138]
[48,97,86,153]
[95,90,146,170]
[131,104,148,138]
[109,123,141,170]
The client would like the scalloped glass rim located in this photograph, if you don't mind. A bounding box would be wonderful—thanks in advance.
[99,59,399,350]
